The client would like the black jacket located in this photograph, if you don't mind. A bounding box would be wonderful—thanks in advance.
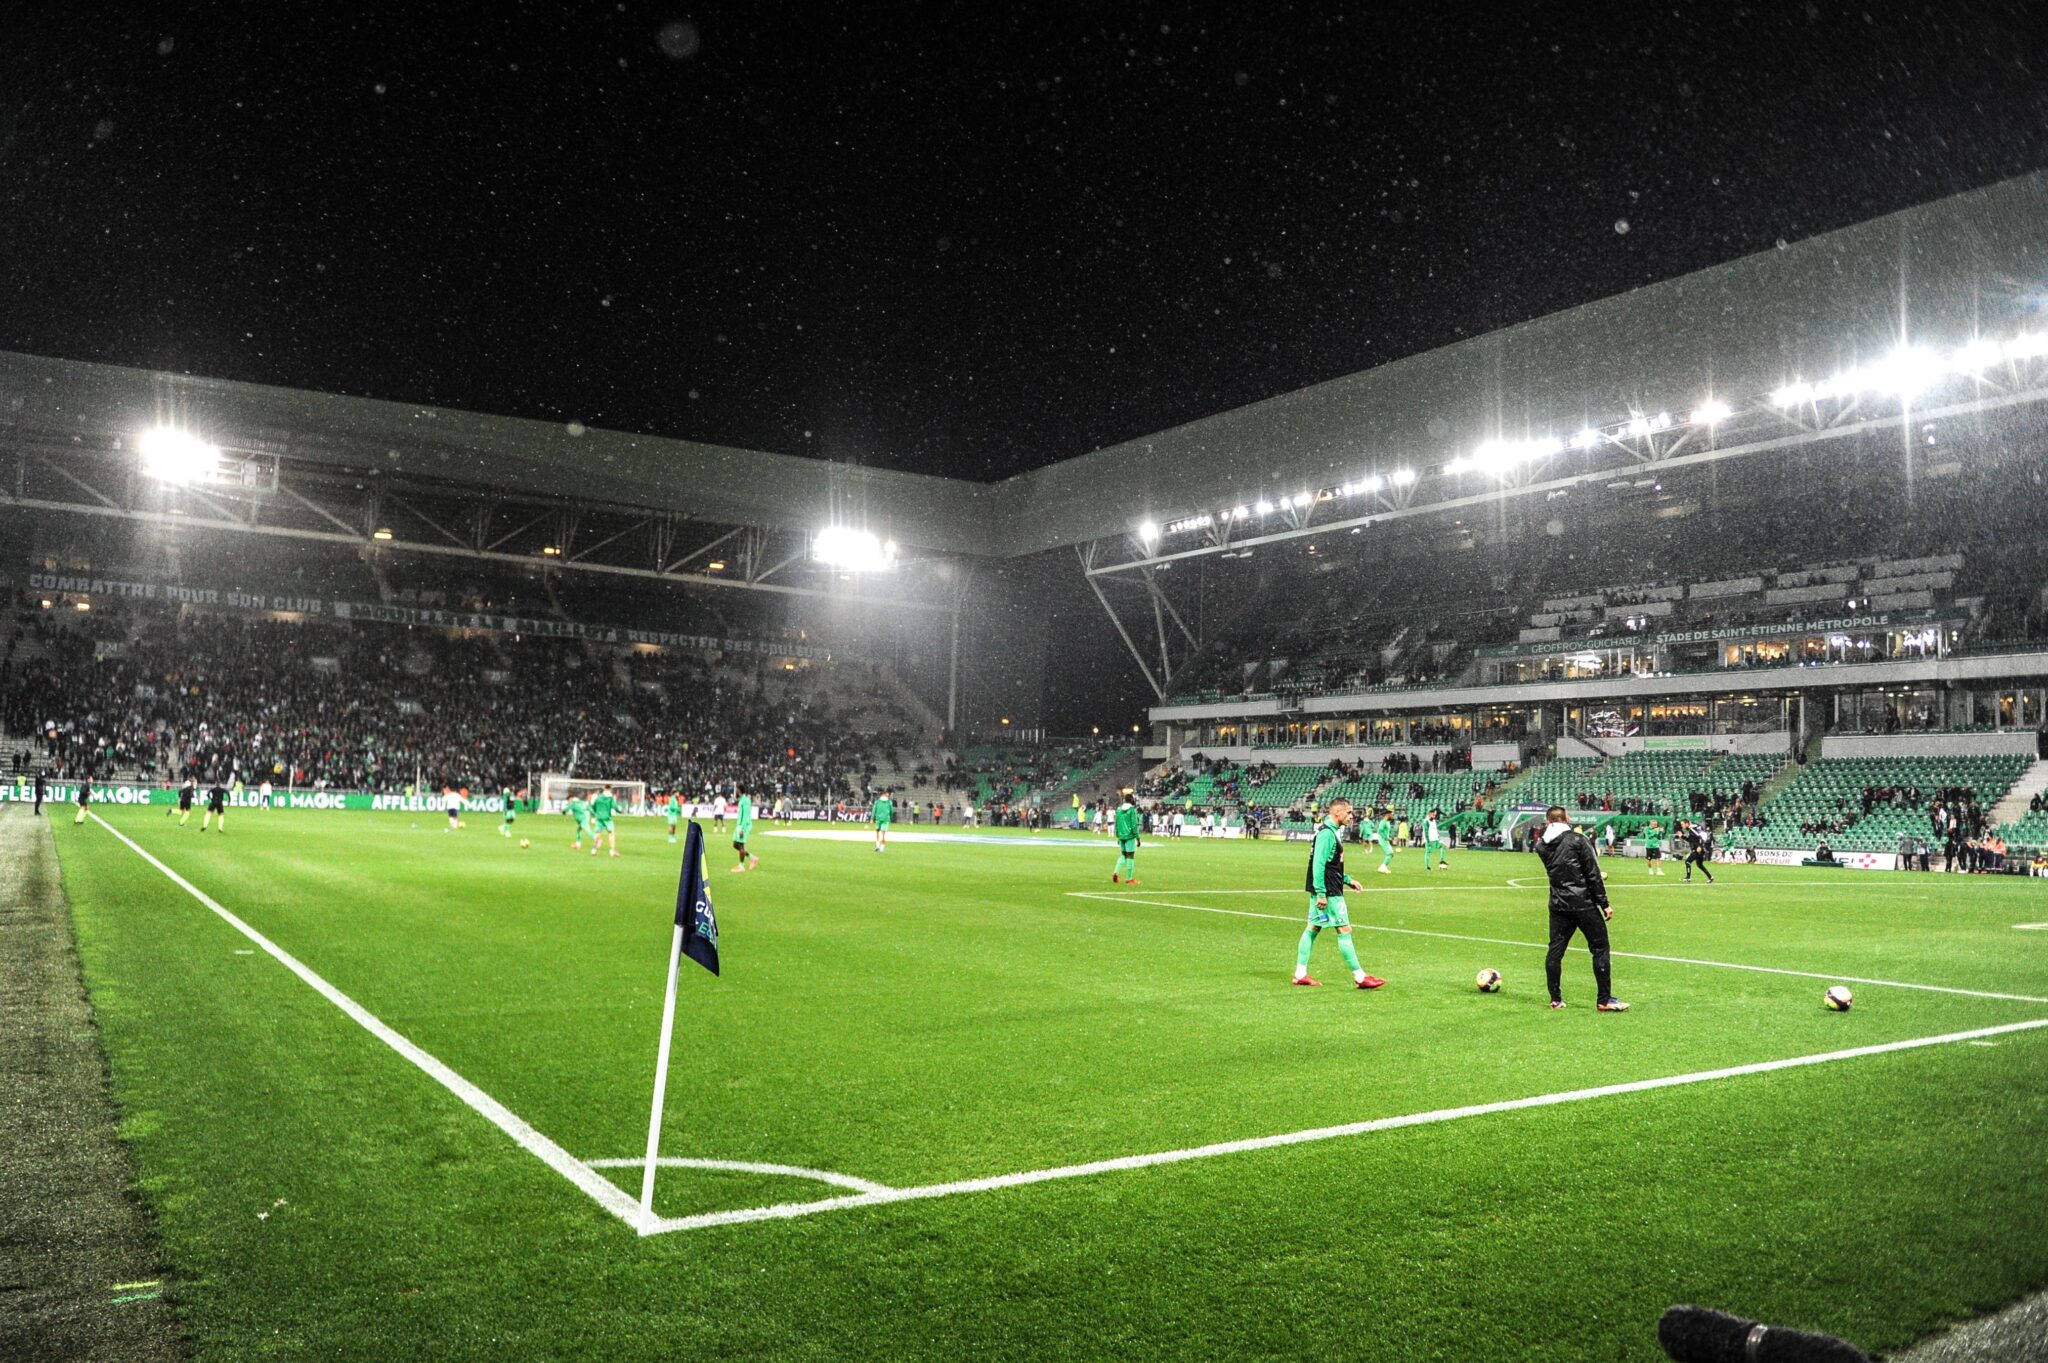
[1534,826,1609,913]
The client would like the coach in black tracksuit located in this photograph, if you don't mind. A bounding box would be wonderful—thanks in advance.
[1534,806,1629,1011]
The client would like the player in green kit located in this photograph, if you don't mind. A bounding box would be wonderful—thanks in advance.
[664,792,682,843]
[730,785,759,872]
[500,787,517,838]
[567,794,591,851]
[1421,807,1449,870]
[1293,798,1385,989]
[1370,806,1396,874]
[589,786,619,858]
[1111,792,1142,886]
[871,789,894,852]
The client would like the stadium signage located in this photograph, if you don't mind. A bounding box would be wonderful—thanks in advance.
[0,782,505,812]
[1476,607,1965,660]
[21,571,832,660]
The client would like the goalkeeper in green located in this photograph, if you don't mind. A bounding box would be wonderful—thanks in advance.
[871,789,894,852]
[1421,807,1449,870]
[1293,798,1384,989]
[664,791,682,844]
[730,785,759,872]
[1111,793,1142,886]
[500,787,518,838]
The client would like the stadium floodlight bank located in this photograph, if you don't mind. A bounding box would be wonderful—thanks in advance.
[538,774,649,816]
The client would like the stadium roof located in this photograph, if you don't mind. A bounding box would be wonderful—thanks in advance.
[5,170,2046,562]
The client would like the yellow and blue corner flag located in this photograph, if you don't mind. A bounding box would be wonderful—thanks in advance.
[676,822,720,976]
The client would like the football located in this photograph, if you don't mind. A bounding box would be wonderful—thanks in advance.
[518,838,531,849]
[1475,968,1502,993]
[1824,985,1853,1011]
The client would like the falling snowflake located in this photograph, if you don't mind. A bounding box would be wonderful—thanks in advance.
[657,20,701,60]
[1614,218,1631,235]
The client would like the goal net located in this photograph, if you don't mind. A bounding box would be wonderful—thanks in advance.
[537,773,649,817]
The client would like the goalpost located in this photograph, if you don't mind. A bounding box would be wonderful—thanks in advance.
[537,773,650,817]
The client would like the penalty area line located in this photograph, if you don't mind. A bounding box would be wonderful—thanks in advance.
[84,812,656,1234]
[639,1015,2048,1235]
[1064,892,2048,1005]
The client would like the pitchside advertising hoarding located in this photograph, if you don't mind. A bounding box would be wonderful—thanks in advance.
[0,783,504,811]
[0,781,865,822]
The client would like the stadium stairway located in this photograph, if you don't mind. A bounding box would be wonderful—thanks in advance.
[1988,756,2048,828]
[1752,753,1805,807]
[1074,751,1150,807]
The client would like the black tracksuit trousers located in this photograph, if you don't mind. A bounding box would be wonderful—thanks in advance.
[1546,905,1614,1005]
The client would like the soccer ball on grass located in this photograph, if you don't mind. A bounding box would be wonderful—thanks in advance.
[519,838,531,849]
[1475,968,1502,993]
[1823,985,1853,1012]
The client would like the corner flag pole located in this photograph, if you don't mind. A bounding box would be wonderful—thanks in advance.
[639,822,720,1215]
[639,920,686,1211]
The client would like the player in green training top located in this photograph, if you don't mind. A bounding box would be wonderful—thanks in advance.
[1421,807,1449,870]
[567,794,591,851]
[589,786,619,858]
[1369,806,1396,874]
[729,784,759,872]
[1111,792,1142,886]
[664,792,682,844]
[1293,797,1385,989]
[500,787,517,838]
[871,789,894,852]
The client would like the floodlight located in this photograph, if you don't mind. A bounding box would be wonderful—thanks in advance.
[371,528,394,541]
[1136,520,1160,544]
[1951,338,2002,373]
[707,560,726,571]
[1254,499,1274,515]
[814,525,898,571]
[1626,415,1652,437]
[1357,474,1384,494]
[1878,346,1943,398]
[137,426,219,484]
[1771,381,1813,407]
[1389,467,1416,487]
[1230,505,1250,521]
[1571,427,1601,449]
[1689,399,1732,425]
[74,600,91,612]
[2005,331,2048,361]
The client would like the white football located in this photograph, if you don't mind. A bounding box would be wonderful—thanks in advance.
[1824,985,1853,1012]
[1475,969,1502,993]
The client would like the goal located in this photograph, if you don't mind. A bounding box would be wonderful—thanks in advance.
[537,773,649,817]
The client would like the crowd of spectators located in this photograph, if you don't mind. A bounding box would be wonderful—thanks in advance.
[2,604,917,802]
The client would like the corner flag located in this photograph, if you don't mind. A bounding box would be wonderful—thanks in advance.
[675,822,720,976]
[641,820,720,1212]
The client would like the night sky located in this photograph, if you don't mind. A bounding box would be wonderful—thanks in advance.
[5,3,2046,481]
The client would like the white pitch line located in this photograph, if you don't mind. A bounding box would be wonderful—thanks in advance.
[85,813,654,1234]
[2016,924,2048,931]
[1065,892,2048,1005]
[586,1156,893,1195]
[639,1015,2048,1235]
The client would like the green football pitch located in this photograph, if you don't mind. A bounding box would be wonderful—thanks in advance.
[50,806,2048,1361]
